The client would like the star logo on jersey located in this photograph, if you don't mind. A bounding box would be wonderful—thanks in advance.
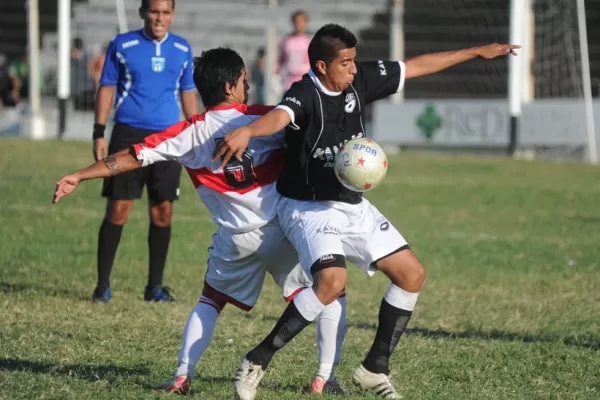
[344,93,356,113]
[357,157,365,166]
[416,104,442,140]
[151,57,166,73]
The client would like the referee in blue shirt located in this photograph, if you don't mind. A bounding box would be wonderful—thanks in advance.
[91,0,197,303]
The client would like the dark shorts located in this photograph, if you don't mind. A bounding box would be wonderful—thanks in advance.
[102,123,181,202]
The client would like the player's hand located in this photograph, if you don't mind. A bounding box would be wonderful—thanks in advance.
[53,174,81,204]
[476,43,520,59]
[213,127,252,168]
[93,138,107,161]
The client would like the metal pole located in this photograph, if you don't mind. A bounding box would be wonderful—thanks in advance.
[115,0,129,33]
[521,0,532,103]
[576,0,598,164]
[508,0,524,156]
[27,0,45,139]
[390,0,404,103]
[57,0,71,139]
[265,0,279,105]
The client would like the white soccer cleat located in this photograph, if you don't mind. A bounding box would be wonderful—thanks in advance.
[352,364,402,399]
[234,356,266,400]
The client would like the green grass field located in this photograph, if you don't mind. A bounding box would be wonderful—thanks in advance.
[1,139,599,400]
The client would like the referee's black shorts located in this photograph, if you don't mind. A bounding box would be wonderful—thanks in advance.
[102,123,181,203]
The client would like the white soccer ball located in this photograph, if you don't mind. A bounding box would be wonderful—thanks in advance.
[334,137,388,192]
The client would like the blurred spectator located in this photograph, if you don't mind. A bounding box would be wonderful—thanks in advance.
[7,50,45,105]
[0,54,17,108]
[71,37,97,111]
[251,47,266,104]
[89,43,108,89]
[278,10,311,90]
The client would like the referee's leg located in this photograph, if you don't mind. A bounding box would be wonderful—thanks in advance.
[144,160,181,302]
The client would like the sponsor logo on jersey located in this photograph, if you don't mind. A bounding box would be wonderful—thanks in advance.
[122,39,140,49]
[312,132,365,167]
[174,42,189,52]
[151,57,166,73]
[378,60,387,76]
[344,93,356,113]
[284,96,302,107]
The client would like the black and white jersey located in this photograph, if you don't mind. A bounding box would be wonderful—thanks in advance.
[275,60,405,204]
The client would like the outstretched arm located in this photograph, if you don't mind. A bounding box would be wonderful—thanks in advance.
[53,149,141,204]
[405,43,520,80]
[213,108,291,167]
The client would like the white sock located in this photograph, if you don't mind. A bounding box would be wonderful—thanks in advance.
[384,284,419,311]
[316,295,347,381]
[293,288,326,322]
[175,296,221,378]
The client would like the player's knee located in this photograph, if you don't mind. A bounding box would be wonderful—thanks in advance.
[312,260,347,304]
[106,200,132,225]
[377,248,426,291]
[150,201,173,227]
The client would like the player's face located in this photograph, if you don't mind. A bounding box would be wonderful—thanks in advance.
[325,47,358,92]
[142,0,174,40]
[229,69,249,105]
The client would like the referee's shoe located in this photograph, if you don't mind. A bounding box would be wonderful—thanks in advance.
[144,285,176,302]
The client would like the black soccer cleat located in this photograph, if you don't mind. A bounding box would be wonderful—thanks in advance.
[144,285,176,302]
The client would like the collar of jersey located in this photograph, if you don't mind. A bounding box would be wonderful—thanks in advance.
[208,103,247,112]
[309,69,342,97]
[139,28,170,44]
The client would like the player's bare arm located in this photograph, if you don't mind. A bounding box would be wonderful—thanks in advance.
[213,108,291,167]
[92,85,116,161]
[404,43,520,80]
[180,90,198,119]
[53,149,142,204]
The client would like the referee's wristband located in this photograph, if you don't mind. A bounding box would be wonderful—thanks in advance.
[93,123,106,139]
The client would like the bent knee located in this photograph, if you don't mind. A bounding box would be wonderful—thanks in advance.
[313,265,347,304]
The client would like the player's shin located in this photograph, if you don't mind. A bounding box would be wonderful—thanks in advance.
[316,294,347,381]
[362,284,419,374]
[246,288,326,368]
[175,296,222,378]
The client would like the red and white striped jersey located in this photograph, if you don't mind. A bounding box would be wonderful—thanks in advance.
[132,103,285,233]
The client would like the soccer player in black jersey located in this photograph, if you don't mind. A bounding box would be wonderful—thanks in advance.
[215,24,519,399]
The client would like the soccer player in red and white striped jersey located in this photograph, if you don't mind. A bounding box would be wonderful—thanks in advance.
[53,47,346,395]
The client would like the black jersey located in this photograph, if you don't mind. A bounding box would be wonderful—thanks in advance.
[275,61,405,204]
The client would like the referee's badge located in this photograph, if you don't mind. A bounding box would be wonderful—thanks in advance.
[344,93,356,113]
[151,57,166,73]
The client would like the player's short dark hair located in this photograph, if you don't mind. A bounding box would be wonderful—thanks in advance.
[308,24,357,73]
[193,48,245,109]
[140,0,175,11]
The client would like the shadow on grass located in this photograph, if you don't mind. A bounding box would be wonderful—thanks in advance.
[262,316,600,351]
[0,282,89,301]
[0,358,150,382]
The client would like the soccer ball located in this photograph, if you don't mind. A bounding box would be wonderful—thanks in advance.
[334,137,388,192]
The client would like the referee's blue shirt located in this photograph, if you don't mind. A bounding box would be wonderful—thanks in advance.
[99,29,196,132]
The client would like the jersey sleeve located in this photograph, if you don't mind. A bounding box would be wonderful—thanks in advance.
[275,82,314,131]
[354,61,406,103]
[179,43,196,92]
[131,116,203,167]
[99,38,120,86]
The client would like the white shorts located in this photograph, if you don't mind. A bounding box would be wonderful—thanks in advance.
[277,197,408,276]
[204,218,312,311]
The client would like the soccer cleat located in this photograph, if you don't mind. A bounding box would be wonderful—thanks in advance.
[156,374,191,394]
[144,285,176,302]
[91,287,111,303]
[352,364,402,399]
[234,355,266,400]
[311,376,346,395]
